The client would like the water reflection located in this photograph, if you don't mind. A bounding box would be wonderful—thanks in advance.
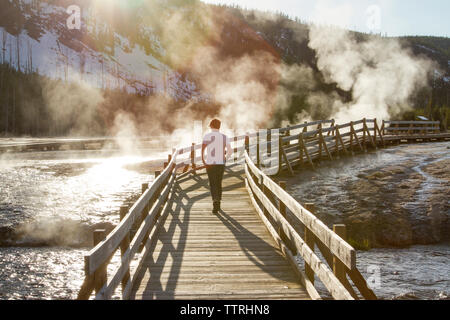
[0,149,165,299]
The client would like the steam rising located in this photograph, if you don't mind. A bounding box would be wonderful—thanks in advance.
[308,26,433,122]
[191,47,280,130]
[42,73,104,136]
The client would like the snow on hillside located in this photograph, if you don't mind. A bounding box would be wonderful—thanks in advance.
[0,0,202,101]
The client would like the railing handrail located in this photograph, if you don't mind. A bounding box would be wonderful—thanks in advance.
[84,152,178,275]
[384,120,440,125]
[78,149,178,299]
[244,152,356,269]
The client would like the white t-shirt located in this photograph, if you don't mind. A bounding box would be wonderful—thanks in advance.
[202,130,231,165]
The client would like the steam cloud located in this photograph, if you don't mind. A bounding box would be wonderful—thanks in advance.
[42,72,104,136]
[308,25,433,123]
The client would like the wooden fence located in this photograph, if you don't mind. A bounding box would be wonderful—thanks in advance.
[381,120,440,135]
[77,151,178,300]
[244,151,377,300]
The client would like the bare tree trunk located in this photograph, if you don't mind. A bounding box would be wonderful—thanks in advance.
[1,30,6,64]
[9,38,12,66]
[26,40,32,73]
[30,41,33,72]
[5,89,8,134]
[12,86,15,134]
[16,34,20,72]
[0,67,3,134]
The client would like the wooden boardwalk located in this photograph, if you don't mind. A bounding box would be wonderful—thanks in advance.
[129,165,309,300]
[78,118,448,300]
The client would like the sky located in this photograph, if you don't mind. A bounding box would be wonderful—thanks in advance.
[202,0,450,37]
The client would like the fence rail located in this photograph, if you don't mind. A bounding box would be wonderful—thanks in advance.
[381,120,440,135]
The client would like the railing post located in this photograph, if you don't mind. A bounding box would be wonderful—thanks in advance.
[304,203,316,284]
[256,131,260,167]
[120,206,131,291]
[333,225,347,283]
[245,133,250,154]
[278,134,283,174]
[278,181,296,255]
[334,124,339,158]
[420,122,426,135]
[317,123,323,159]
[333,224,359,299]
[155,171,161,196]
[233,137,238,163]
[154,171,161,211]
[298,133,303,166]
[349,121,354,153]
[191,143,196,173]
[375,119,385,148]
[93,229,107,294]
[373,118,377,147]
[154,170,161,181]
[362,118,367,152]
[141,183,149,223]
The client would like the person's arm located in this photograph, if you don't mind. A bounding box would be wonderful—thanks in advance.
[201,143,207,167]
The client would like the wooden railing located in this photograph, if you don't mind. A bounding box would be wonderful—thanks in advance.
[77,150,178,300]
[77,118,445,300]
[244,151,377,300]
[381,120,440,135]
[276,118,384,174]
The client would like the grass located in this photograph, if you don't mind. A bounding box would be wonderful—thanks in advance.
[348,237,371,251]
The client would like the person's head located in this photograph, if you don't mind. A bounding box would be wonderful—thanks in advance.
[209,118,221,130]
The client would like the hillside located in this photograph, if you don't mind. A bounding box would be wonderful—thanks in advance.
[0,0,449,136]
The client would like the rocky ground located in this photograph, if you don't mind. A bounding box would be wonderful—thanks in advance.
[342,158,449,249]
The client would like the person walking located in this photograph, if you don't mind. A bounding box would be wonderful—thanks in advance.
[201,119,232,214]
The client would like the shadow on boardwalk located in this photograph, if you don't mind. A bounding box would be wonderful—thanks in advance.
[129,165,308,300]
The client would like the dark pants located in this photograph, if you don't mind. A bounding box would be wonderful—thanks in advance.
[206,165,225,202]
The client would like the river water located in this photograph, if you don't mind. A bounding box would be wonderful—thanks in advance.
[287,141,450,300]
[0,142,448,299]
[0,148,164,299]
